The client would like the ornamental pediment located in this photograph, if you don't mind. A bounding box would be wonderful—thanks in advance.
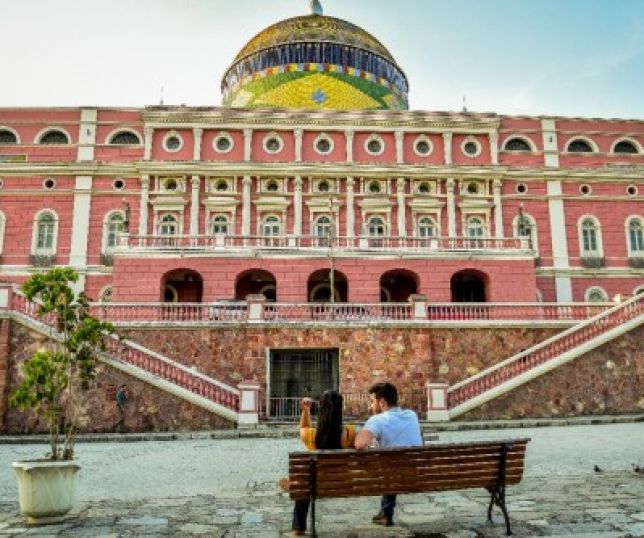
[253,196,290,211]
[150,195,187,210]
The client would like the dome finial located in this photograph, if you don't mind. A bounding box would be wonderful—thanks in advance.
[309,0,323,16]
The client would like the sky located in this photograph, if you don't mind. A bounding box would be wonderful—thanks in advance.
[1,0,643,118]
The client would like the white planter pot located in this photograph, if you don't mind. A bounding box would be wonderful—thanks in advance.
[12,460,80,524]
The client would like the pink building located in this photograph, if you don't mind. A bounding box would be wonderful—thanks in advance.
[0,5,642,429]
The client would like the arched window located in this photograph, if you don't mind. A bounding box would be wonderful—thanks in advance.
[108,131,141,145]
[585,287,608,303]
[211,215,229,235]
[417,217,436,238]
[567,139,594,153]
[32,211,58,254]
[104,212,125,251]
[513,212,538,252]
[38,130,70,144]
[504,138,532,151]
[0,129,18,144]
[627,217,644,254]
[262,215,281,236]
[158,214,178,235]
[314,215,332,237]
[466,217,485,238]
[367,216,386,237]
[613,140,638,154]
[580,217,601,255]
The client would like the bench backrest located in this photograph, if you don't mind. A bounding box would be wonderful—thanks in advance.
[289,438,530,501]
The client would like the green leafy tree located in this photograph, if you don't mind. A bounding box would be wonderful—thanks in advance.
[10,268,115,460]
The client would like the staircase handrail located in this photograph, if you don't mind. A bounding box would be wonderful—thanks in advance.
[10,288,240,408]
[448,294,643,404]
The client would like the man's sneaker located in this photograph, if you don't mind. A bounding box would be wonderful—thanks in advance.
[372,512,393,527]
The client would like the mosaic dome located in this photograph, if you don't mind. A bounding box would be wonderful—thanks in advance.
[221,10,409,110]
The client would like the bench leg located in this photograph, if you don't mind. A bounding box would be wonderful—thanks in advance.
[310,499,317,538]
[487,486,512,535]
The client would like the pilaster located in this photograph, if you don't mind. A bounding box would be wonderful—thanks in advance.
[294,176,303,236]
[243,129,253,162]
[192,128,203,161]
[395,131,404,164]
[190,175,201,236]
[396,177,406,236]
[489,131,499,165]
[242,175,252,236]
[443,133,453,165]
[69,176,93,291]
[144,127,153,160]
[77,109,97,162]
[346,177,355,238]
[294,129,303,163]
[547,180,572,301]
[345,130,354,163]
[446,178,456,237]
[138,175,150,235]
[493,178,503,238]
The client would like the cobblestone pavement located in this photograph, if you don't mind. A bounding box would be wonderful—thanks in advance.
[0,423,642,536]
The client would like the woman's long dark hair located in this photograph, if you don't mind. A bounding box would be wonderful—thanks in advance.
[314,390,344,449]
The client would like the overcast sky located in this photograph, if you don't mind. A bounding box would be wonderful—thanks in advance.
[1,0,643,118]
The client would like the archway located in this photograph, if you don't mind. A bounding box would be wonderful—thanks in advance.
[380,270,419,302]
[235,269,277,301]
[307,268,348,302]
[450,270,487,302]
[161,268,203,303]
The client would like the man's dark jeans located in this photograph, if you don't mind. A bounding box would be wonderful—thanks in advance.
[381,494,396,517]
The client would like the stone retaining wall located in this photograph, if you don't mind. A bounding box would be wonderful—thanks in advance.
[1,319,641,431]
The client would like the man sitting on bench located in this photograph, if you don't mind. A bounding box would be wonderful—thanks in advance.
[354,382,423,527]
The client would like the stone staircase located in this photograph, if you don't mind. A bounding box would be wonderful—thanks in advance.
[5,290,250,424]
[433,294,643,420]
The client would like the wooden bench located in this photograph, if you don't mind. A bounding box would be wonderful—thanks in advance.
[289,438,530,536]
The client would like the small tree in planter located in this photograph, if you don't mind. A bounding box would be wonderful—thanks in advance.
[10,267,115,523]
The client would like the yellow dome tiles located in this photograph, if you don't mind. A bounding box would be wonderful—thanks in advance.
[221,13,409,110]
[223,70,407,110]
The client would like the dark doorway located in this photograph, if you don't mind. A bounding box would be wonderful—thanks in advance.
[235,269,277,301]
[451,270,486,302]
[307,269,348,302]
[380,270,418,302]
[161,269,203,302]
[268,348,339,419]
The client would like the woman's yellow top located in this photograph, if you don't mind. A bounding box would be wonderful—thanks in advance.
[300,425,356,451]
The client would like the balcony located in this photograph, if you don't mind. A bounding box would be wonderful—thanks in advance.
[116,234,533,258]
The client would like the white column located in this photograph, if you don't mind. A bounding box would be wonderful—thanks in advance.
[493,178,503,238]
[69,176,93,291]
[144,127,153,160]
[242,175,252,236]
[446,178,456,237]
[489,132,499,165]
[294,129,303,163]
[190,175,200,236]
[443,133,452,165]
[395,131,404,164]
[541,118,560,168]
[345,130,354,163]
[547,180,573,301]
[396,177,406,236]
[294,176,303,236]
[138,175,150,236]
[243,129,253,162]
[77,109,97,162]
[193,128,203,161]
[346,177,355,238]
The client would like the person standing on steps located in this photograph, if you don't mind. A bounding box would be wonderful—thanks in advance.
[115,384,127,432]
[354,381,423,527]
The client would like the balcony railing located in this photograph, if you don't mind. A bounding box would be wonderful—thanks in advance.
[85,300,611,324]
[117,234,531,253]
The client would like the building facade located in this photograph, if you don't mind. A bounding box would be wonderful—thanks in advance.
[0,3,643,428]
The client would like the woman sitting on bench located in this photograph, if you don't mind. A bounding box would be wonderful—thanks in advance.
[288,391,355,536]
